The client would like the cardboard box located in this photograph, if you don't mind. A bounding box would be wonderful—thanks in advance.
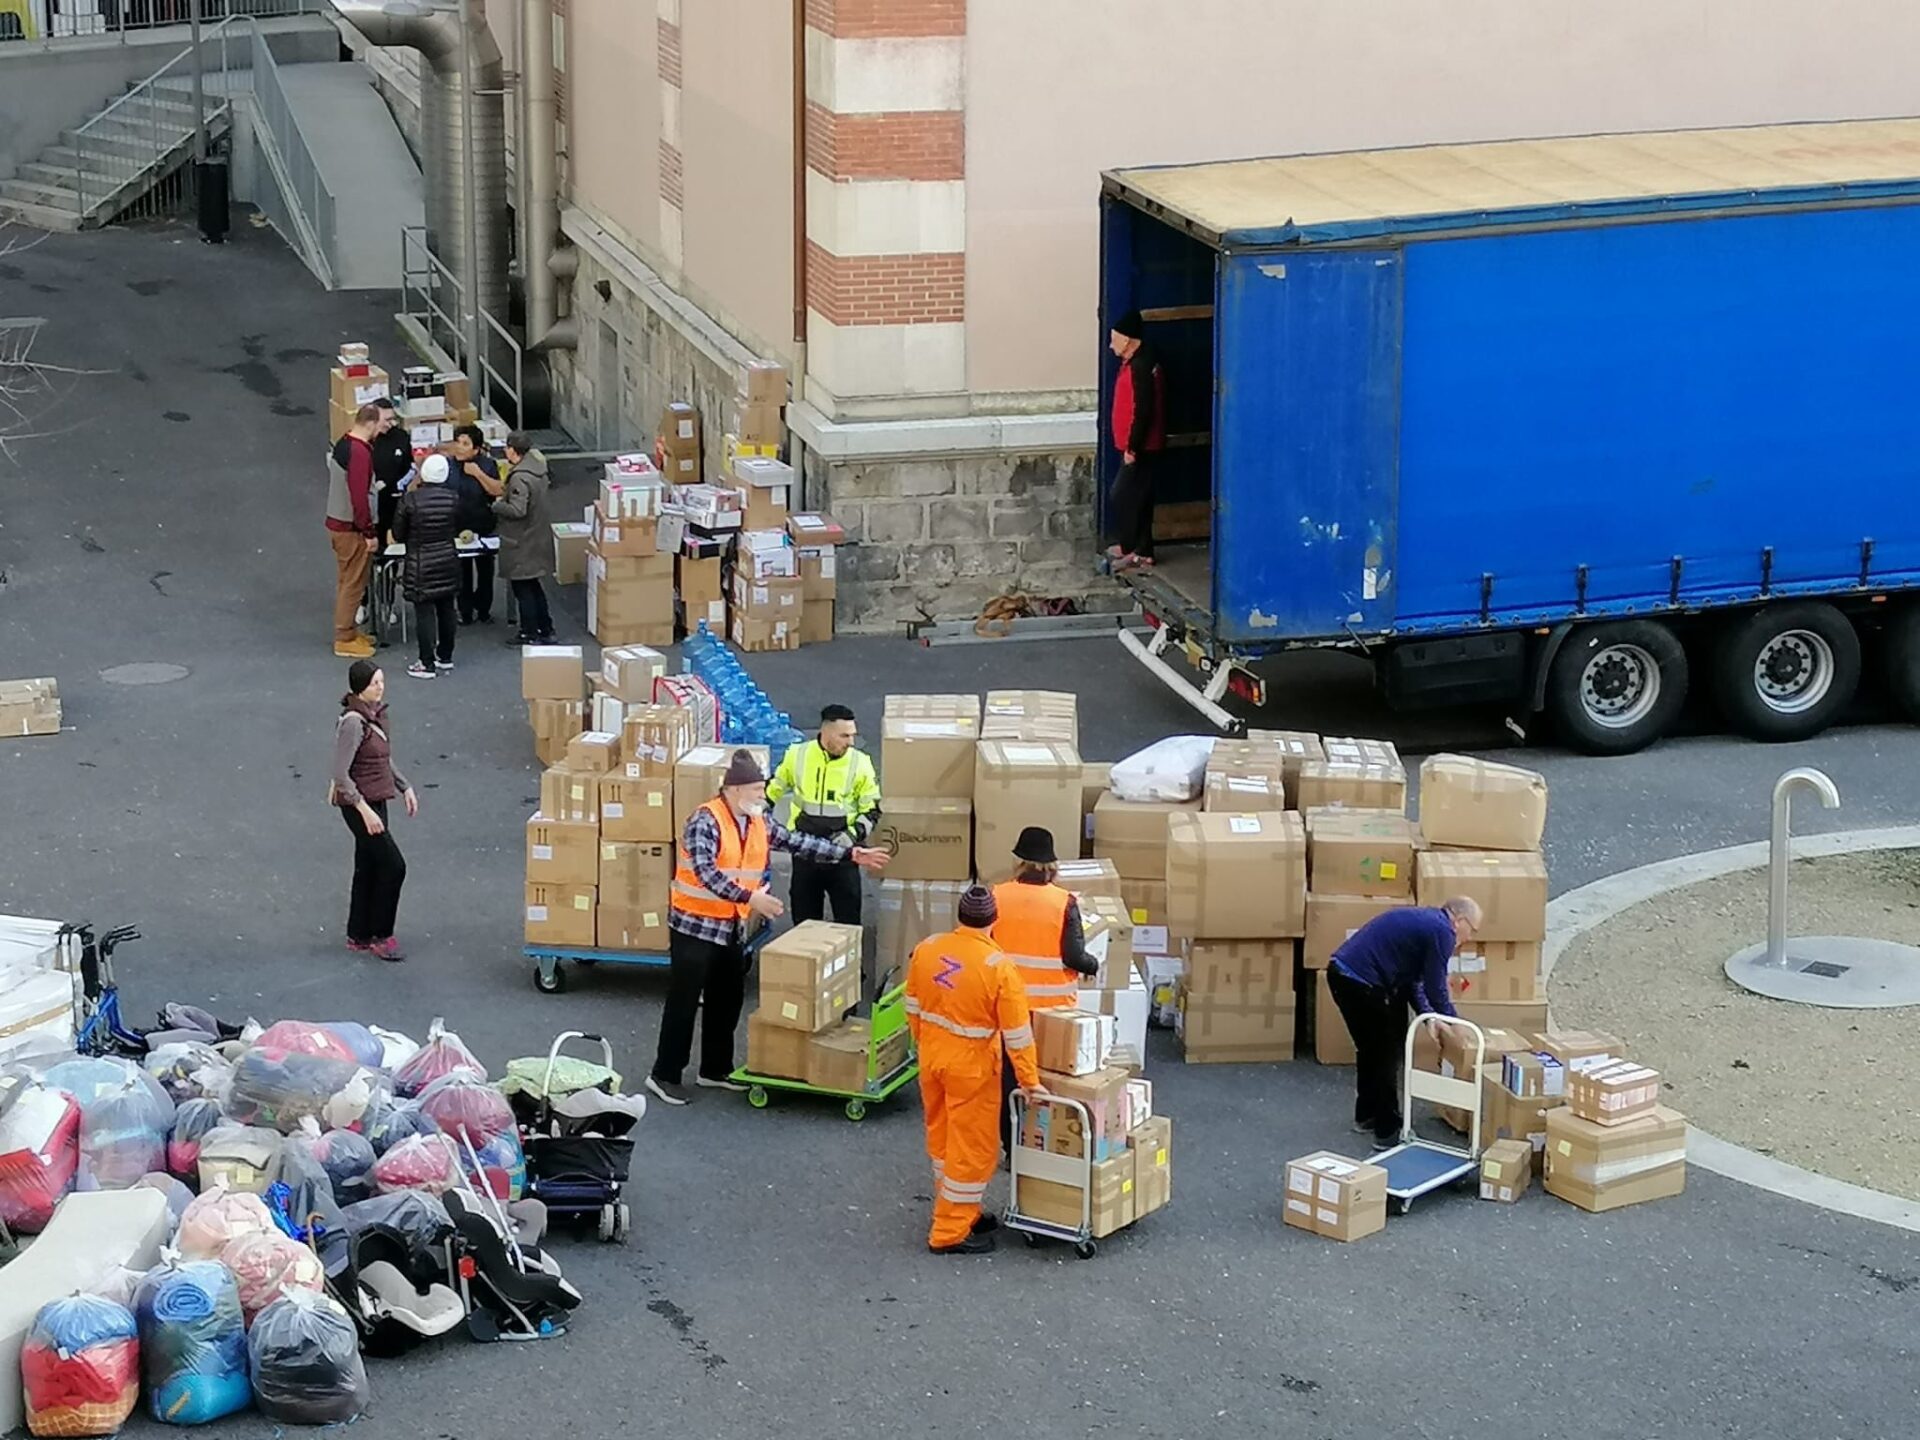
[881,714,978,800]
[1244,728,1325,791]
[875,878,971,973]
[1308,810,1417,897]
[1024,1066,1130,1161]
[883,694,982,724]
[1177,991,1295,1064]
[1414,850,1548,942]
[1128,1115,1173,1216]
[565,730,620,773]
[1567,1060,1662,1126]
[730,610,798,653]
[872,797,972,882]
[329,364,389,411]
[677,554,725,609]
[1536,1028,1626,1072]
[525,883,596,946]
[1033,1009,1116,1077]
[599,774,675,843]
[1141,952,1186,1027]
[526,815,599,885]
[799,599,835,646]
[522,645,585,701]
[741,358,788,406]
[1205,739,1287,788]
[674,744,769,836]
[596,904,669,952]
[1080,894,1134,988]
[1414,1023,1536,1132]
[3,677,66,736]
[589,572,674,643]
[622,705,699,778]
[661,399,700,445]
[1186,940,1293,1003]
[528,698,587,766]
[1165,811,1307,939]
[602,645,668,702]
[1479,1137,1534,1203]
[797,549,837,601]
[1295,760,1407,813]
[1303,891,1414,970]
[592,502,663,559]
[1419,754,1549,853]
[974,739,1083,883]
[1093,794,1202,881]
[1079,763,1110,856]
[732,481,789,532]
[1077,974,1150,1069]
[591,547,675,587]
[1055,857,1123,902]
[598,840,671,912]
[731,572,804,617]
[1203,773,1285,812]
[551,522,592,585]
[758,921,862,1032]
[806,1015,911,1093]
[737,399,785,446]
[746,1010,810,1082]
[1443,940,1541,1001]
[540,766,603,824]
[1502,1052,1566,1101]
[1486,1078,1563,1166]
[1283,1152,1387,1242]
[787,511,848,545]
[1120,879,1173,953]
[980,690,1078,746]
[1544,1105,1687,1213]
[1014,1153,1135,1239]
[1313,971,1356,1065]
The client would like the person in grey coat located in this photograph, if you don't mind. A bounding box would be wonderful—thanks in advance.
[488,432,557,645]
[391,453,463,678]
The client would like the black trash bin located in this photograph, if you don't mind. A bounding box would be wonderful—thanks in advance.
[196,157,229,244]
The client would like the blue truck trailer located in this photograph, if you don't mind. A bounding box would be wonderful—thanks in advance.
[1098,118,1920,753]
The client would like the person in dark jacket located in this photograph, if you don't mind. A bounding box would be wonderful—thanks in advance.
[1105,310,1166,570]
[325,405,381,659]
[487,433,557,646]
[331,659,417,962]
[390,453,463,678]
[369,398,414,547]
[447,423,499,625]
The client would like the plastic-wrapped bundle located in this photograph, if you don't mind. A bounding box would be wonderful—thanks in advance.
[339,1191,453,1252]
[370,1133,458,1196]
[89,1264,148,1309]
[77,1075,174,1191]
[222,1045,358,1134]
[418,1070,515,1145]
[312,1129,377,1205]
[317,1022,386,1071]
[368,1025,420,1072]
[134,1261,252,1425]
[135,1172,195,1232]
[392,1018,484,1098]
[275,1123,345,1240]
[319,1065,385,1134]
[247,1292,369,1425]
[219,1230,327,1325]
[363,1097,436,1156]
[166,1098,224,1182]
[252,1021,357,1063]
[0,1082,81,1233]
[143,1042,231,1104]
[195,1123,283,1195]
[21,1293,140,1438]
[462,1125,526,1202]
[177,1184,275,1260]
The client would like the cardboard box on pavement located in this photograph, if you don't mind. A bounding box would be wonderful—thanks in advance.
[1177,988,1295,1064]
[522,645,586,701]
[1415,850,1549,941]
[974,739,1083,883]
[1128,1115,1173,1216]
[872,797,972,882]
[1543,1105,1687,1212]
[1486,1077,1563,1168]
[1165,811,1307,939]
[1479,1137,1534,1203]
[525,882,595,946]
[1303,891,1413,970]
[551,522,592,585]
[1283,1152,1387,1242]
[1093,793,1202,881]
[1308,810,1417,897]
[758,921,862,1032]
[1186,940,1292,1002]
[1418,754,1549,852]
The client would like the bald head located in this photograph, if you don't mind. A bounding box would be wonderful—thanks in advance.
[1442,896,1483,946]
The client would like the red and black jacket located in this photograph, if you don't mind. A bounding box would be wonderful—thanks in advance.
[1111,341,1167,456]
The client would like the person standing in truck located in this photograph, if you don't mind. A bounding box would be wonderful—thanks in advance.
[1105,309,1166,571]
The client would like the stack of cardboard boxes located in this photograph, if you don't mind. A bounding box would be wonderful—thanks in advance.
[522,645,588,766]
[875,695,982,969]
[327,344,388,440]
[745,921,899,1089]
[589,457,675,648]
[1011,1009,1172,1238]
[1091,786,1199,1017]
[1302,804,1419,1064]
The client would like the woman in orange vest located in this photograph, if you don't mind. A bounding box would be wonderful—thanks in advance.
[990,827,1097,1156]
[648,748,890,1107]
[906,885,1045,1255]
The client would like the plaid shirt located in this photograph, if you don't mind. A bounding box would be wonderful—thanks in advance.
[669,803,847,945]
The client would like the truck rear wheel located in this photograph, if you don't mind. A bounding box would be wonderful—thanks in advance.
[1885,605,1920,723]
[1545,620,1688,755]
[1712,602,1859,742]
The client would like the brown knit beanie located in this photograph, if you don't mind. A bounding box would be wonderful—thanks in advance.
[956,884,997,929]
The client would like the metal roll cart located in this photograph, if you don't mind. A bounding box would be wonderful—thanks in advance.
[730,973,918,1121]
[1369,1013,1486,1214]
[1004,1090,1100,1259]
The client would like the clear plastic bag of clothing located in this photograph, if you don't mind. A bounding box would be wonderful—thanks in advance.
[77,1074,175,1190]
[166,1097,224,1182]
[392,1018,485,1098]
[134,1259,253,1425]
[21,1293,141,1437]
[246,1291,370,1425]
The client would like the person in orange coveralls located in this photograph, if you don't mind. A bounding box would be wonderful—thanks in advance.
[906,885,1046,1255]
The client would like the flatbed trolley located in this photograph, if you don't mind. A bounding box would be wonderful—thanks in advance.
[730,977,918,1121]
[1369,1013,1486,1214]
[1004,1091,1100,1259]
[527,923,772,994]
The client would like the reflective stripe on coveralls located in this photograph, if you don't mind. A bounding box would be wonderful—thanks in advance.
[991,880,1079,1008]
[670,798,771,920]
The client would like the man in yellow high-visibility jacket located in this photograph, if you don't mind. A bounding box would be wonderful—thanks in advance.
[766,703,882,925]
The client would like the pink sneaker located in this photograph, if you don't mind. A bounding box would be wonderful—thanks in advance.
[372,937,407,962]
[346,939,374,954]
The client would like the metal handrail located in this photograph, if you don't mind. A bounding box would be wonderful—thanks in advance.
[400,225,524,422]
[5,0,323,46]
[248,19,335,286]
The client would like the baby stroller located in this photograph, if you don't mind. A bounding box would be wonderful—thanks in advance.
[503,1032,643,1244]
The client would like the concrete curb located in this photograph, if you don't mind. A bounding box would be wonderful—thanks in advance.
[1543,825,1920,1236]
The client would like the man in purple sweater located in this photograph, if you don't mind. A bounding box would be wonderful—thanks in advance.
[1326,898,1482,1147]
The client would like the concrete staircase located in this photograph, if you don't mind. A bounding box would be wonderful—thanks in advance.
[0,73,233,232]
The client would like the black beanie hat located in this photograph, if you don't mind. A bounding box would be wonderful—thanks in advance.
[957,884,998,929]
[723,748,766,787]
[347,659,378,696]
[1112,309,1145,340]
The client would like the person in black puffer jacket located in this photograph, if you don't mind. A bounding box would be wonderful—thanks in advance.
[390,454,462,679]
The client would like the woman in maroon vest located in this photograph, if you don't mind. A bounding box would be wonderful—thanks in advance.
[331,659,418,961]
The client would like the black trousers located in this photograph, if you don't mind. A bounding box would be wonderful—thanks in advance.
[511,578,554,641]
[413,595,457,667]
[652,928,749,1085]
[1110,452,1157,560]
[341,800,406,944]
[789,857,861,927]
[459,551,495,622]
[1326,967,1403,1140]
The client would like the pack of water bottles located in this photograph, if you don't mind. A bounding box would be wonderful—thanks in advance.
[681,624,802,753]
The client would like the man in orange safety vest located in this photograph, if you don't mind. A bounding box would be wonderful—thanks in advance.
[905,884,1046,1255]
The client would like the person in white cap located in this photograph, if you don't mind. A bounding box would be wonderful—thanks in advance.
[390,452,463,679]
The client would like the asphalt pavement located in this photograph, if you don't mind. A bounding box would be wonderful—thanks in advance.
[4,219,1919,1439]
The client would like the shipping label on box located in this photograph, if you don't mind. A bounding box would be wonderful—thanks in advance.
[974,739,1083,884]
[526,815,599,885]
[1166,811,1308,940]
[599,775,675,843]
[1419,753,1549,853]
[873,797,972,882]
[1093,793,1203,881]
[525,882,597,945]
[1415,850,1549,942]
[881,716,978,800]
[759,920,863,1032]
[1308,810,1417,897]
[1032,1009,1116,1077]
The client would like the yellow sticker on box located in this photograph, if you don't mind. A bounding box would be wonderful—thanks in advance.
[1155,1148,1167,1165]
[1379,862,1398,879]
[782,1002,800,1020]
[648,793,664,806]
[644,912,659,926]
[574,895,591,910]
[603,844,618,859]
[1558,1140,1572,1156]
[1131,909,1147,924]
[1122,1179,1133,1193]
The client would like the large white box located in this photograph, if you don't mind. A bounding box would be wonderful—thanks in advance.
[1078,971,1149,1068]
